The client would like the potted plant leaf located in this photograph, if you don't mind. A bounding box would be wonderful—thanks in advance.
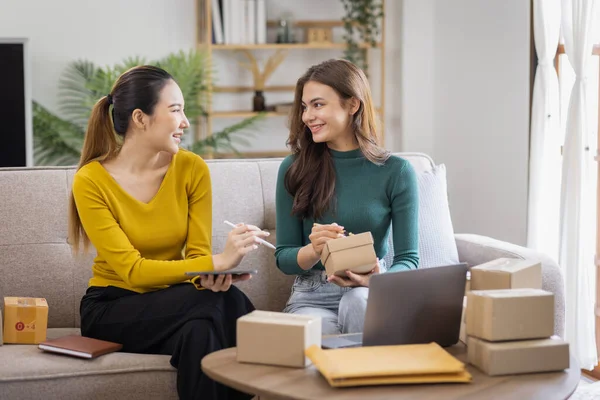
[340,0,384,75]
[33,49,264,166]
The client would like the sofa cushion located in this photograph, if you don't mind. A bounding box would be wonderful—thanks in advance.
[257,161,280,230]
[0,328,177,400]
[0,169,69,245]
[212,230,294,312]
[207,161,265,232]
[416,164,460,268]
[382,164,460,269]
[0,243,79,328]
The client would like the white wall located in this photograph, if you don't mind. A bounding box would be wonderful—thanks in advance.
[0,0,197,116]
[0,0,396,153]
[398,0,435,156]
[1,0,531,246]
[400,0,531,246]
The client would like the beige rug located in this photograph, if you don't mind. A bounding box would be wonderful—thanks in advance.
[570,381,600,399]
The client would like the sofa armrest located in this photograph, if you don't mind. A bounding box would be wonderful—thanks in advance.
[455,233,565,338]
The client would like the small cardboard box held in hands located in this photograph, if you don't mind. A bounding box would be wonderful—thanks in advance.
[237,310,321,368]
[470,258,542,291]
[3,297,48,344]
[320,232,377,277]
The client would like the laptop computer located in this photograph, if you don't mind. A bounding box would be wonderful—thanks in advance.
[321,263,468,349]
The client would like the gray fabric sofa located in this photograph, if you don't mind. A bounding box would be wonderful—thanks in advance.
[0,153,565,399]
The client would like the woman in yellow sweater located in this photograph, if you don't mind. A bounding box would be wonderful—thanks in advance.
[70,65,266,400]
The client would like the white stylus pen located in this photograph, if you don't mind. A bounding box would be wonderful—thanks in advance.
[223,220,276,250]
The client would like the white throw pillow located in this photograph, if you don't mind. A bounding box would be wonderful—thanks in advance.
[383,164,460,269]
[416,164,460,268]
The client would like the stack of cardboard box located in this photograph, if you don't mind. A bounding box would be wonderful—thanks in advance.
[462,258,570,376]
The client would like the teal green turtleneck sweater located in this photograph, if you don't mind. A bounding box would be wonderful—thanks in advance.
[275,148,419,275]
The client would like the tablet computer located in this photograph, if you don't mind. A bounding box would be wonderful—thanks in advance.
[185,269,258,277]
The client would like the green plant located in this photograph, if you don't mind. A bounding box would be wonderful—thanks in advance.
[33,102,83,166]
[340,0,384,74]
[33,50,263,165]
[189,114,262,155]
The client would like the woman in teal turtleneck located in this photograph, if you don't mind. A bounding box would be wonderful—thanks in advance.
[274,59,420,335]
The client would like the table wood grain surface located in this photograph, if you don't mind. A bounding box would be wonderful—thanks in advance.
[201,344,581,400]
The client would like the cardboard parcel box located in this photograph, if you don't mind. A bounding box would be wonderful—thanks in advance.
[320,232,377,277]
[237,310,321,368]
[466,289,554,341]
[3,297,48,344]
[470,258,542,291]
[468,336,569,376]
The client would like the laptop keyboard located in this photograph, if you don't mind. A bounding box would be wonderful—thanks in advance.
[321,333,364,349]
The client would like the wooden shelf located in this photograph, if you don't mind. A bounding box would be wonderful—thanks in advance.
[214,85,295,93]
[210,108,382,118]
[267,20,346,28]
[209,111,288,118]
[212,42,380,50]
[211,150,290,159]
[266,19,376,29]
[197,0,386,158]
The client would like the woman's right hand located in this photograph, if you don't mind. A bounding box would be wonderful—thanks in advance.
[309,223,346,256]
[213,223,270,272]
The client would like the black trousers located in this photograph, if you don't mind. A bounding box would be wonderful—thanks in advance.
[80,283,255,400]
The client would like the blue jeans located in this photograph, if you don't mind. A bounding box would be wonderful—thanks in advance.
[283,260,387,335]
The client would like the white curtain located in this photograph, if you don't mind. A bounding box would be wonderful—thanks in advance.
[559,0,598,371]
[527,0,562,262]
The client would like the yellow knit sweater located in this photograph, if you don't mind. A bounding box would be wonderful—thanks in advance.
[72,149,214,293]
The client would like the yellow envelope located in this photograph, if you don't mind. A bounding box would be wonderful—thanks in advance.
[305,342,472,387]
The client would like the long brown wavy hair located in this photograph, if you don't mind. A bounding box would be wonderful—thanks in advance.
[284,59,390,220]
[68,65,173,253]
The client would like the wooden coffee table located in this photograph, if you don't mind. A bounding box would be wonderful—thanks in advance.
[202,344,581,400]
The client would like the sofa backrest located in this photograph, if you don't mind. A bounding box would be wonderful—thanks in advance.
[0,152,434,328]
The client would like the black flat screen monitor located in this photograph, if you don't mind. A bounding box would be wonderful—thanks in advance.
[0,39,31,167]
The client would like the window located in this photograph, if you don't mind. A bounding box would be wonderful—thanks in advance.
[556,41,600,374]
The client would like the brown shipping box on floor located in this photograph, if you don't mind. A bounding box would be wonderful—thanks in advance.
[320,232,378,277]
[237,310,321,368]
[468,336,569,376]
[470,258,542,291]
[3,297,48,344]
[466,289,554,341]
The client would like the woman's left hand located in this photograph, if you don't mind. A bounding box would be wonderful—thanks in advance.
[327,259,381,288]
[197,273,252,292]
